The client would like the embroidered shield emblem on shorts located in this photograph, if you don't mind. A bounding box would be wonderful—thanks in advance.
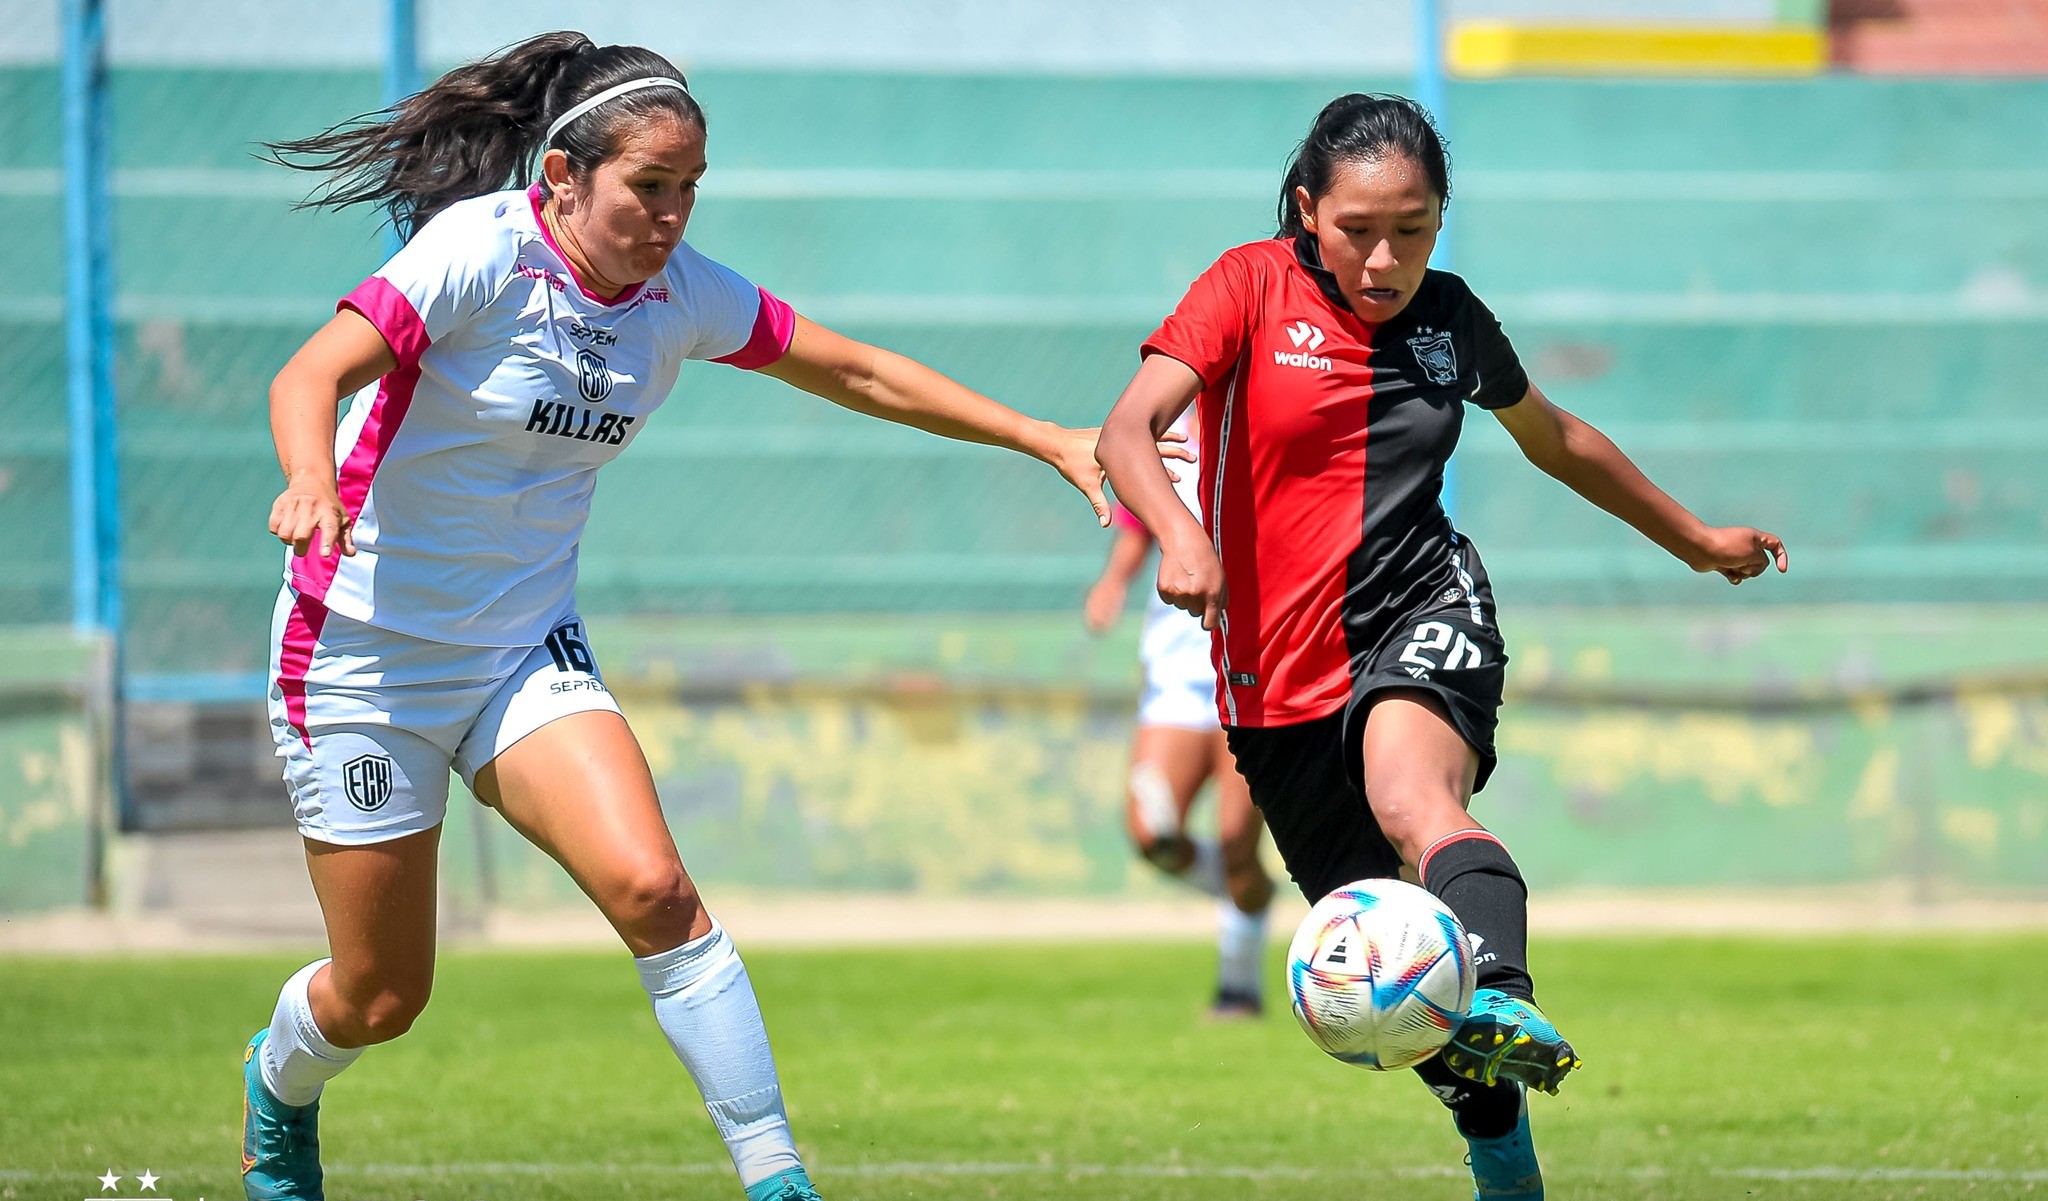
[343,754,395,812]
[576,348,614,403]
[1408,330,1458,385]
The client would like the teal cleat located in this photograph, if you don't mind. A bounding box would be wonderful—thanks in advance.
[1441,989,1582,1095]
[241,1030,324,1201]
[1462,1087,1543,1199]
[744,1170,824,1201]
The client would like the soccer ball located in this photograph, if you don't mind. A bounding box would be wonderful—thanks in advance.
[1285,878,1476,1070]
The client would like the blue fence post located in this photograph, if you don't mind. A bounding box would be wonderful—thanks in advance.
[64,0,127,828]
[384,0,419,255]
[63,0,109,636]
[1412,0,1459,519]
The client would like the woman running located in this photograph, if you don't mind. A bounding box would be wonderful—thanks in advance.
[1095,94,1787,1200]
[245,32,1128,1201]
[1085,409,1274,1017]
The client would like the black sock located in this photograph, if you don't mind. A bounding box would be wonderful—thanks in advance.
[1418,830,1534,1001]
[1413,1054,1522,1139]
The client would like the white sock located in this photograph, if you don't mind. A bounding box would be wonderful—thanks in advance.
[636,919,804,1190]
[1216,898,1268,998]
[1183,838,1227,899]
[260,959,363,1107]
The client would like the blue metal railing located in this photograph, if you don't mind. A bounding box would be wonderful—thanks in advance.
[1413,0,1461,522]
[383,0,418,256]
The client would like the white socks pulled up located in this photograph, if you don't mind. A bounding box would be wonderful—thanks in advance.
[635,918,805,1191]
[260,958,363,1107]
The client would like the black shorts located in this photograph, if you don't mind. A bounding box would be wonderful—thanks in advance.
[1225,605,1506,904]
[1349,601,1506,795]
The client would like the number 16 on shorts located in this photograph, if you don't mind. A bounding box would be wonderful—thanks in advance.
[544,620,597,675]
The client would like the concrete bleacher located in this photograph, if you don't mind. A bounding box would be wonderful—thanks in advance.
[2,68,2045,680]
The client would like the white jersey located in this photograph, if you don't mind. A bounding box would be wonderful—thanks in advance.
[289,185,792,646]
[1127,410,1219,729]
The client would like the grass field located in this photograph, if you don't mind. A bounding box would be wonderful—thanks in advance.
[2,935,2043,1201]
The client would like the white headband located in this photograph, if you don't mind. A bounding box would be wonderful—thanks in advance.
[545,77,689,144]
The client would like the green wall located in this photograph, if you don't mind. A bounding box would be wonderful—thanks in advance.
[0,629,109,911]
[3,607,2042,912]
[430,607,2048,907]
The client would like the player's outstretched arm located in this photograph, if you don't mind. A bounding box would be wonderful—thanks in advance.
[1494,382,1789,585]
[266,310,398,559]
[759,314,1116,526]
[1097,355,1227,629]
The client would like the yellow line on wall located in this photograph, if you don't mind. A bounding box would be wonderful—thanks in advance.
[1450,22,1828,78]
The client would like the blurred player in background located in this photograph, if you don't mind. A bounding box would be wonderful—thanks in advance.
[1096,94,1788,1200]
[1085,409,1274,1017]
[246,32,1146,1201]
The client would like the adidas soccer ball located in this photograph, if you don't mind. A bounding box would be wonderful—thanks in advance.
[1285,878,1476,1070]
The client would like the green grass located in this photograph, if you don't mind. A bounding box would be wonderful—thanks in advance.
[2,936,2043,1200]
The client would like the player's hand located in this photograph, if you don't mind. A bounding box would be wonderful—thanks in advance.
[1046,425,1115,526]
[1044,426,1195,524]
[1691,526,1787,585]
[270,478,355,559]
[1158,535,1228,630]
[1084,578,1127,633]
[1157,426,1195,484]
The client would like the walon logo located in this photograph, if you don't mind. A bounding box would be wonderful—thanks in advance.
[1274,320,1331,371]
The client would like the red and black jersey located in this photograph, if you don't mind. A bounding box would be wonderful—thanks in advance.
[1141,234,1529,728]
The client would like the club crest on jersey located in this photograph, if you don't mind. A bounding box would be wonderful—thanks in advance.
[576,348,614,403]
[1408,329,1458,385]
[343,754,395,812]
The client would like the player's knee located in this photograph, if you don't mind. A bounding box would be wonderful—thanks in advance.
[603,860,702,936]
[1228,869,1275,913]
[1218,819,1263,868]
[1369,790,1467,865]
[329,978,430,1045]
[357,987,429,1042]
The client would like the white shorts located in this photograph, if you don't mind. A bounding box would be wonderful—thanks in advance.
[1136,600,1221,731]
[266,588,623,846]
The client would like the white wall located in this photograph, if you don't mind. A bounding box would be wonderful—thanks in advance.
[0,0,1413,71]
[0,0,1790,70]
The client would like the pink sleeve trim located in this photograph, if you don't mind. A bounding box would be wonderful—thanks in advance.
[339,276,431,370]
[1111,504,1148,535]
[713,287,797,370]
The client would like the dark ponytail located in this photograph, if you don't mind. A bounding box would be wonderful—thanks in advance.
[264,31,704,241]
[1276,93,1449,238]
